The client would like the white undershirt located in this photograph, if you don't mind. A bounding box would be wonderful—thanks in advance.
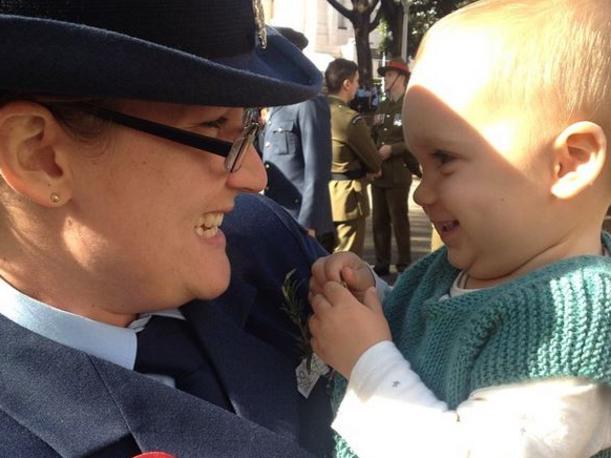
[332,266,611,457]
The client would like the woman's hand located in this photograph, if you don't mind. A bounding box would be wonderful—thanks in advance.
[309,251,375,303]
[309,281,391,379]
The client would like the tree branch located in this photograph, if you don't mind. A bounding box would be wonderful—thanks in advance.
[369,1,384,31]
[366,0,381,15]
[326,0,354,21]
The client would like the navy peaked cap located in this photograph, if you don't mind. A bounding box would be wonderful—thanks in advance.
[0,0,322,106]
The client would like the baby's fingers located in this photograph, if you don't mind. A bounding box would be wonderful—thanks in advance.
[362,287,383,314]
[310,256,337,294]
[321,280,358,305]
[310,292,332,316]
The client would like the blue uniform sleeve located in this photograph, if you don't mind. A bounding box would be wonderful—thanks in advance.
[295,95,333,235]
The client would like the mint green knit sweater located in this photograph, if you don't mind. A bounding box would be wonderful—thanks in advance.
[333,232,611,458]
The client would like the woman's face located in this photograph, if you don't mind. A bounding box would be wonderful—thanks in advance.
[62,100,266,323]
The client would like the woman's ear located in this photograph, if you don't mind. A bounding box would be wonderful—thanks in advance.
[0,102,73,207]
[550,121,607,199]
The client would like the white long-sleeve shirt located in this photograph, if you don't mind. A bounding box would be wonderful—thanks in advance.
[331,272,611,458]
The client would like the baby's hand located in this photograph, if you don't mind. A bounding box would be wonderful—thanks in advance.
[309,281,391,379]
[309,251,375,302]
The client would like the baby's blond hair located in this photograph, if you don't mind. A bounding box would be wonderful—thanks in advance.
[419,0,611,136]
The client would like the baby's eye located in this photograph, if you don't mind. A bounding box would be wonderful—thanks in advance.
[432,150,453,165]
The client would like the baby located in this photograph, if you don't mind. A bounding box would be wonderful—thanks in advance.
[309,0,611,457]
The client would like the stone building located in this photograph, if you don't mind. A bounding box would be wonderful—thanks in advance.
[262,0,382,72]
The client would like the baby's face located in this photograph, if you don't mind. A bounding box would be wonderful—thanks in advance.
[403,33,565,283]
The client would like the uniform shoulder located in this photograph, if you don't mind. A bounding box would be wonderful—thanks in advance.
[329,98,361,121]
[349,112,365,125]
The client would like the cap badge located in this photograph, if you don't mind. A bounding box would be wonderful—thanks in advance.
[253,0,267,49]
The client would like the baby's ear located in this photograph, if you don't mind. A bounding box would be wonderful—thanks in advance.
[550,121,607,199]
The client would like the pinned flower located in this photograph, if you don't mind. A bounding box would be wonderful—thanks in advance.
[281,269,330,399]
[281,269,313,369]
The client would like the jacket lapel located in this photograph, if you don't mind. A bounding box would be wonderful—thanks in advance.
[0,314,136,457]
[182,294,301,442]
[0,314,312,457]
[91,357,312,458]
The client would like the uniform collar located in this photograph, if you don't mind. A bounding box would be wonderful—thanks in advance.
[328,94,347,106]
[0,276,183,370]
[386,93,404,104]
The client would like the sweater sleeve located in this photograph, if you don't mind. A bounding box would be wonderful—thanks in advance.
[333,341,611,458]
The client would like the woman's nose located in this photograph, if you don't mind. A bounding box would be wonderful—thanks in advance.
[226,143,267,193]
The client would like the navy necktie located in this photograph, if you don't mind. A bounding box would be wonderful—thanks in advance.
[134,315,233,411]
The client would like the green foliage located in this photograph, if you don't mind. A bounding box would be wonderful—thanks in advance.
[280,269,314,370]
[377,18,392,56]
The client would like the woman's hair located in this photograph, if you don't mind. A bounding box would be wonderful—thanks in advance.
[325,59,358,95]
[0,92,111,140]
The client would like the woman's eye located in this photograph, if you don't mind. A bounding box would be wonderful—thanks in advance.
[432,150,453,165]
[195,116,228,131]
[201,119,224,130]
[191,119,226,137]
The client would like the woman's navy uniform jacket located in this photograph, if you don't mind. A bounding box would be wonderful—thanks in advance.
[0,194,333,457]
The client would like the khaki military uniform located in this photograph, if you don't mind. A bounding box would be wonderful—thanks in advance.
[371,94,420,271]
[328,95,382,256]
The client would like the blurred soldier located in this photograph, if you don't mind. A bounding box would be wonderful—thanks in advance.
[261,28,335,251]
[325,58,382,256]
[371,58,420,275]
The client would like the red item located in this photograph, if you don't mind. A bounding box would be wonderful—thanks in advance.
[133,452,176,458]
[378,58,410,76]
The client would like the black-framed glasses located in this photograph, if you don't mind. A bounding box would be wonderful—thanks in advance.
[75,104,261,173]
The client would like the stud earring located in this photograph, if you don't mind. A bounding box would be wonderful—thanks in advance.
[50,192,60,204]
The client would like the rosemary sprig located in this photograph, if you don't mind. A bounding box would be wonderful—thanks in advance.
[280,269,314,371]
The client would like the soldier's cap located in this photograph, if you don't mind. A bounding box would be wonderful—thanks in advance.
[0,0,322,107]
[378,58,410,77]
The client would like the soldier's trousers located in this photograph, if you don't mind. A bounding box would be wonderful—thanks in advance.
[334,217,366,257]
[371,184,411,268]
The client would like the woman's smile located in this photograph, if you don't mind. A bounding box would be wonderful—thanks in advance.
[195,211,225,238]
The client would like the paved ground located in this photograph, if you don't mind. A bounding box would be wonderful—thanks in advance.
[361,178,432,284]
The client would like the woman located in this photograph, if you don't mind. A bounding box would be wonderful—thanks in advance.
[0,1,331,456]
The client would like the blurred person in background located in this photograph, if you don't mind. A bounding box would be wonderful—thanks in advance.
[325,58,382,256]
[371,58,421,276]
[261,27,335,252]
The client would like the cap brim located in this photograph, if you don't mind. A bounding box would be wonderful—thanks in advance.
[0,16,321,107]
